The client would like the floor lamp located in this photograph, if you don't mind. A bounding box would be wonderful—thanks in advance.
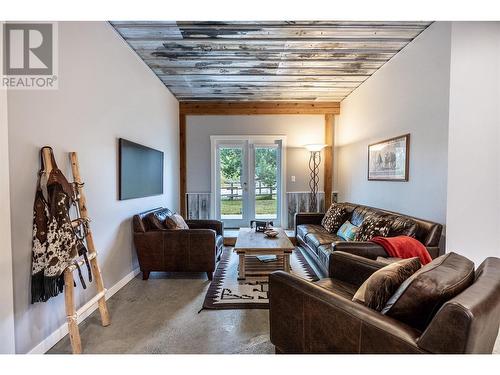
[304,144,326,212]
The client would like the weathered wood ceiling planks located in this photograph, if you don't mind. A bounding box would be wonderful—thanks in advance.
[110,21,431,101]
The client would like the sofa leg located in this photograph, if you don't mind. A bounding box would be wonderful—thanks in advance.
[142,271,150,280]
[206,272,213,281]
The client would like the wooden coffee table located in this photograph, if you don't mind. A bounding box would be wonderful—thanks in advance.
[234,227,295,280]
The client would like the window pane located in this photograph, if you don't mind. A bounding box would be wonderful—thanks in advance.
[219,147,243,219]
[254,147,277,219]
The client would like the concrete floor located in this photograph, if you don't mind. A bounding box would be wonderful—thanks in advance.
[48,268,500,354]
[48,272,274,354]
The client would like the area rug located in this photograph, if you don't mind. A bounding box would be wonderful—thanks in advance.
[201,247,319,310]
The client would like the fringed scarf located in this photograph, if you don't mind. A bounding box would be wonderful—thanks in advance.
[31,147,91,303]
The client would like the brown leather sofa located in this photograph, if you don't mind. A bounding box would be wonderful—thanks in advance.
[133,208,224,280]
[269,251,500,354]
[296,202,443,277]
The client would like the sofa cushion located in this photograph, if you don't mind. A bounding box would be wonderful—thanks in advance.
[337,220,360,241]
[296,224,325,240]
[354,215,393,241]
[165,213,189,230]
[146,208,173,230]
[317,244,334,269]
[387,215,418,238]
[352,257,421,311]
[321,203,348,233]
[382,252,475,330]
[305,232,343,249]
[315,278,358,300]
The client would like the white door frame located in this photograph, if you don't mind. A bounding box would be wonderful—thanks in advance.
[210,135,287,228]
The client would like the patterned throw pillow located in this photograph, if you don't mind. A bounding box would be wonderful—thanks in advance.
[387,215,418,238]
[354,215,393,241]
[146,208,172,230]
[321,203,347,233]
[336,220,359,241]
[165,213,189,230]
[352,257,421,311]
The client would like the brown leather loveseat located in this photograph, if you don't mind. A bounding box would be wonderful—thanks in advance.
[296,202,443,277]
[133,208,224,280]
[269,251,500,354]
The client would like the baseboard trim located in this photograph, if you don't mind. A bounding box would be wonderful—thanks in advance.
[28,267,140,354]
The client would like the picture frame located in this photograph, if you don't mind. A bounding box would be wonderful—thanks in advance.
[368,134,410,181]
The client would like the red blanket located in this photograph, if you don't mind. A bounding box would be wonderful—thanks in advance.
[370,236,432,265]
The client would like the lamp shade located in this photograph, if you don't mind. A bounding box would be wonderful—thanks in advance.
[304,144,327,152]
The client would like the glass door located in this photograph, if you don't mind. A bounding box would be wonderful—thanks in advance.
[215,142,249,228]
[251,144,281,225]
[213,137,283,228]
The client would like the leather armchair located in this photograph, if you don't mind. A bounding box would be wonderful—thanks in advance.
[133,208,224,280]
[269,251,500,354]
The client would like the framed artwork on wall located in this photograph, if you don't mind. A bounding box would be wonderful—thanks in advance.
[368,134,410,181]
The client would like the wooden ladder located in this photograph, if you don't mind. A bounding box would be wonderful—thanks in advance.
[64,152,110,354]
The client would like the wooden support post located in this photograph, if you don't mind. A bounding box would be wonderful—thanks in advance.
[179,113,187,217]
[64,270,82,354]
[324,114,334,209]
[69,152,110,327]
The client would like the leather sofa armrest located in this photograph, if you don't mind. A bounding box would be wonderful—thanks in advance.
[185,219,224,236]
[294,212,325,235]
[329,251,386,287]
[331,240,389,260]
[269,271,423,354]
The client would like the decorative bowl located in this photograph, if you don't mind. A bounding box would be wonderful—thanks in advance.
[264,229,279,238]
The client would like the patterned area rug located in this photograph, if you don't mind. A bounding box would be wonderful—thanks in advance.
[202,247,319,310]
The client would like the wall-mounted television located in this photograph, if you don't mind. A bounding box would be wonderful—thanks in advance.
[119,138,164,200]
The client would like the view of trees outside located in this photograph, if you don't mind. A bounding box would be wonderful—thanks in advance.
[219,147,277,218]
[254,148,277,218]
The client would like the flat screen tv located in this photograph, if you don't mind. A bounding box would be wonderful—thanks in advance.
[119,138,164,200]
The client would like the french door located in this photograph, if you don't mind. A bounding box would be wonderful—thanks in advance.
[211,136,285,228]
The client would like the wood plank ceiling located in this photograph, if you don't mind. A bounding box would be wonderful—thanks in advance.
[110,21,431,101]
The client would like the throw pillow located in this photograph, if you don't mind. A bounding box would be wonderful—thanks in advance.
[165,213,189,230]
[352,257,421,311]
[321,203,347,233]
[387,215,418,238]
[146,208,173,230]
[336,220,359,241]
[354,215,393,241]
[381,252,475,331]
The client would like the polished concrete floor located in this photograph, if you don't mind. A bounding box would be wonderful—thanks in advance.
[48,268,500,354]
[48,272,274,354]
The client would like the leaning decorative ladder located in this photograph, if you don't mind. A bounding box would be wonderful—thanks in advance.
[40,148,111,354]
[66,152,110,354]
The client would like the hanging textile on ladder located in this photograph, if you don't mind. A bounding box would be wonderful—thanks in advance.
[31,146,91,303]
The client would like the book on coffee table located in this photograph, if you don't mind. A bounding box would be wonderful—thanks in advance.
[256,255,278,263]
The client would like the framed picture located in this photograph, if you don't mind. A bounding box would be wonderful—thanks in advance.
[368,134,410,181]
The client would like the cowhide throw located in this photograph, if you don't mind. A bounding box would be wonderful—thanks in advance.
[31,148,90,303]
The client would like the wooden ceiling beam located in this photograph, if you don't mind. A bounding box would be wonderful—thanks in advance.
[179,101,340,115]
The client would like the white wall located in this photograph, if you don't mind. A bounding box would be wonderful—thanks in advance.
[0,67,16,352]
[7,22,179,353]
[186,115,325,193]
[446,22,500,265]
[336,22,451,226]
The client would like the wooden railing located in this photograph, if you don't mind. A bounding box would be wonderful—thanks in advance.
[221,181,276,200]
